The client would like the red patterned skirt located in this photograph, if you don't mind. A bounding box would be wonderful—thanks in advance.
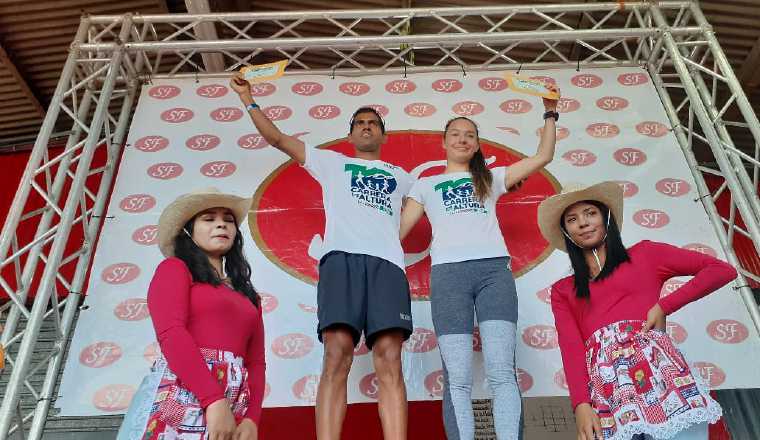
[585,320,721,440]
[120,348,251,440]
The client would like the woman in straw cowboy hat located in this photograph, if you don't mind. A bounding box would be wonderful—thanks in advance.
[537,181,736,440]
[118,188,264,440]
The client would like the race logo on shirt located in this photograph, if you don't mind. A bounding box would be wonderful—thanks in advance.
[434,177,486,214]
[344,164,397,215]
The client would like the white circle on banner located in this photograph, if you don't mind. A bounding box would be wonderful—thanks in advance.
[131,225,158,246]
[432,79,463,93]
[385,79,416,94]
[535,287,552,304]
[135,135,169,152]
[364,104,389,118]
[706,319,749,344]
[263,106,292,121]
[148,85,181,99]
[404,103,436,118]
[556,97,581,113]
[612,180,639,198]
[656,178,690,197]
[613,148,647,166]
[119,194,156,213]
[339,82,371,96]
[238,133,269,150]
[517,368,534,392]
[596,96,629,111]
[271,333,315,359]
[186,134,221,151]
[497,127,520,135]
[522,325,559,350]
[92,384,135,412]
[660,279,685,298]
[636,121,669,137]
[250,82,276,97]
[101,263,140,285]
[618,72,649,86]
[196,84,228,98]
[500,99,532,114]
[478,77,507,92]
[160,108,194,123]
[586,122,620,138]
[403,327,437,353]
[633,209,670,228]
[114,298,150,321]
[147,162,183,180]
[200,161,237,178]
[309,105,341,120]
[666,321,688,345]
[292,81,324,96]
[259,292,279,314]
[571,73,603,88]
[424,370,445,397]
[292,375,320,403]
[452,101,484,116]
[210,107,243,122]
[562,149,597,167]
[80,341,122,368]
[693,362,726,387]
[359,373,380,399]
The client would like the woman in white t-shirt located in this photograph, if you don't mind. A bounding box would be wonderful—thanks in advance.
[399,85,559,440]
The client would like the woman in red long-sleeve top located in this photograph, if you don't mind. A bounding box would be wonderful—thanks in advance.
[120,188,264,440]
[537,182,736,440]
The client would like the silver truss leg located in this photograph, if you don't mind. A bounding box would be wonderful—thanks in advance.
[648,52,760,338]
[650,6,760,253]
[26,82,138,440]
[0,16,134,439]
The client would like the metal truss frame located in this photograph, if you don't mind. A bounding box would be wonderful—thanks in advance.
[0,2,758,438]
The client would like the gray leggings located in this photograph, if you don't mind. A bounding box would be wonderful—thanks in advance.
[431,257,521,440]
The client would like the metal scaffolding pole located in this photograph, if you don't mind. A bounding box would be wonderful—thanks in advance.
[650,6,760,253]
[647,45,760,338]
[0,16,134,439]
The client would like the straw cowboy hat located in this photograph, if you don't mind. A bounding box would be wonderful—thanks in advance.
[537,181,624,252]
[158,187,252,257]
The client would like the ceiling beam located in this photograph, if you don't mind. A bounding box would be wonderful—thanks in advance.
[0,42,45,118]
[185,0,226,72]
[738,35,760,93]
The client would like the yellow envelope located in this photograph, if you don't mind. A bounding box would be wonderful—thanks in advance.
[240,60,288,84]
[504,73,559,99]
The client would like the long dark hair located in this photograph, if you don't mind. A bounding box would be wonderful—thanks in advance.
[173,216,259,307]
[561,200,629,299]
[444,117,492,203]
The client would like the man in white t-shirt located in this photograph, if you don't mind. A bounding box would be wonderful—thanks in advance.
[232,74,412,440]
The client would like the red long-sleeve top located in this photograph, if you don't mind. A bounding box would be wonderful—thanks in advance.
[147,257,266,423]
[550,240,737,410]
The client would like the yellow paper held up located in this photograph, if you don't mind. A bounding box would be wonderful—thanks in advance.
[240,60,288,84]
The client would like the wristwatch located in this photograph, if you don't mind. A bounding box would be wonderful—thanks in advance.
[246,102,260,111]
[543,110,559,121]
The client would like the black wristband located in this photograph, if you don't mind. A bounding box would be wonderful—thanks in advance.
[543,110,559,121]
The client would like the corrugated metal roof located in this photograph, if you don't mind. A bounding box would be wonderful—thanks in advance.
[0,0,759,152]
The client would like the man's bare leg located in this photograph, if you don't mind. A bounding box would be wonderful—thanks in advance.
[371,330,407,440]
[316,327,355,440]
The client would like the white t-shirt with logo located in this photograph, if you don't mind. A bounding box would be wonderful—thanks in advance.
[303,147,412,271]
[408,167,510,266]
